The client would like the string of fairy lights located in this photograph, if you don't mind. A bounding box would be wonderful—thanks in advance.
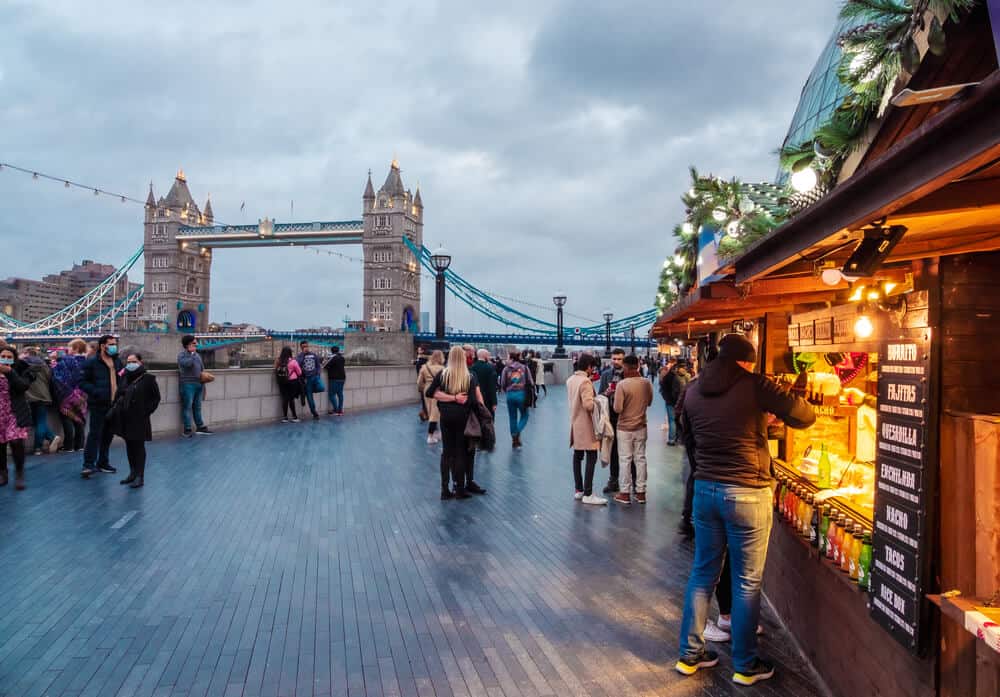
[0,160,602,326]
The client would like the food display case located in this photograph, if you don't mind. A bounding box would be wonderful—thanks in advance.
[771,350,879,529]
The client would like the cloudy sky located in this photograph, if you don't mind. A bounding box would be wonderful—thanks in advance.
[0,0,839,332]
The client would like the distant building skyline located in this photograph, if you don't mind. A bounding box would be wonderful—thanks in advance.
[0,259,141,325]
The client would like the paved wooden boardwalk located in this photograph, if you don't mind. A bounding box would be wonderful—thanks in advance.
[0,386,825,697]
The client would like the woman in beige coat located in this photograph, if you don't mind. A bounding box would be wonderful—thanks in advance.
[417,350,445,443]
[566,353,607,505]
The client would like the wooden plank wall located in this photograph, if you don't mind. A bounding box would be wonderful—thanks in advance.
[763,524,936,697]
[937,251,1000,697]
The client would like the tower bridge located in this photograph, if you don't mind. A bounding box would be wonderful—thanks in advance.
[2,159,658,351]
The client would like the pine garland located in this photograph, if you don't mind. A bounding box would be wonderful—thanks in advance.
[779,0,975,190]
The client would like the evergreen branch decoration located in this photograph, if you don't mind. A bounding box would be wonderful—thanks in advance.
[778,0,975,195]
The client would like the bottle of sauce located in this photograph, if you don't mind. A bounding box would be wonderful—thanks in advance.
[825,507,839,559]
[858,531,873,591]
[833,514,847,565]
[849,525,863,580]
[817,443,832,489]
[802,494,813,538]
[809,495,819,546]
[819,505,830,555]
[840,518,854,572]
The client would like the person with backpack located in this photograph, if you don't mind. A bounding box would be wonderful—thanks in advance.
[21,346,61,455]
[0,345,32,490]
[52,339,88,452]
[295,340,324,420]
[108,352,160,489]
[324,346,346,416]
[274,347,302,423]
[426,345,486,499]
[501,351,534,448]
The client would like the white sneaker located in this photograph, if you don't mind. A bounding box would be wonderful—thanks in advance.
[582,494,607,506]
[574,491,584,500]
[427,434,436,444]
[703,620,731,643]
[49,435,63,454]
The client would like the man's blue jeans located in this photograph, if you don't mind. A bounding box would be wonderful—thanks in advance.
[665,403,676,442]
[505,390,529,436]
[180,382,205,431]
[30,402,56,448]
[679,480,772,672]
[328,379,345,413]
[303,375,323,416]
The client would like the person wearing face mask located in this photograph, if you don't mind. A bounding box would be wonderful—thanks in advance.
[108,353,160,489]
[0,345,33,490]
[79,334,123,478]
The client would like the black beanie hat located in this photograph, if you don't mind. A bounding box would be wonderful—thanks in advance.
[718,333,757,363]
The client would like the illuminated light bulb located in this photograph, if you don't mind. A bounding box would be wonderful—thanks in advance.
[848,285,865,302]
[867,290,881,301]
[791,166,818,193]
[681,222,694,236]
[712,208,727,222]
[854,314,874,339]
[883,281,897,294]
[821,268,843,286]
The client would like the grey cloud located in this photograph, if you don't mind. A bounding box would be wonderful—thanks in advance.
[1,0,839,330]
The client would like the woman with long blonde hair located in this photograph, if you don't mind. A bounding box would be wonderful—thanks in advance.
[417,350,445,443]
[426,345,486,499]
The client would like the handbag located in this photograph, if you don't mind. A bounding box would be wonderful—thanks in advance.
[311,378,326,394]
[199,371,215,384]
[464,410,482,439]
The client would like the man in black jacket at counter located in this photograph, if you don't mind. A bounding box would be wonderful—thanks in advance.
[675,333,815,686]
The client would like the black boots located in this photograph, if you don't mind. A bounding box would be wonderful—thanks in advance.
[14,462,25,491]
[120,471,136,485]
[466,481,487,495]
[130,477,144,489]
[0,464,7,487]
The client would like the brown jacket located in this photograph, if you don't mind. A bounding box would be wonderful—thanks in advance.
[417,363,444,422]
[613,376,653,431]
[567,371,600,450]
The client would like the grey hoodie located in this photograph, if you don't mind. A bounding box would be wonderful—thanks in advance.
[177,349,204,384]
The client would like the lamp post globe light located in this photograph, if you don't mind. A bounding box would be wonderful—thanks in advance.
[603,310,613,358]
[430,245,452,341]
[553,291,568,358]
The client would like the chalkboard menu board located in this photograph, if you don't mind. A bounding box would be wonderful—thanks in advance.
[870,332,932,652]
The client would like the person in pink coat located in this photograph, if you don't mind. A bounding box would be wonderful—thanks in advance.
[274,347,303,423]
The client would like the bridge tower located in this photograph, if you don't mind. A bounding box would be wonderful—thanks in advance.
[362,160,423,332]
[142,170,213,332]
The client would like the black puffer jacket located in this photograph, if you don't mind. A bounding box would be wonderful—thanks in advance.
[2,360,34,429]
[681,359,815,488]
[110,368,161,442]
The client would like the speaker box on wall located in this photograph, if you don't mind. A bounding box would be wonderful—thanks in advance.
[842,225,907,277]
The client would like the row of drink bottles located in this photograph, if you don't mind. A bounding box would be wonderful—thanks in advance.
[775,474,873,590]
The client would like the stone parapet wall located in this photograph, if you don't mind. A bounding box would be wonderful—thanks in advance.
[145,365,418,436]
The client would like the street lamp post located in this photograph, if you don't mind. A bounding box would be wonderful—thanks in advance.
[430,245,452,341]
[553,291,567,358]
[630,322,636,355]
[603,310,613,358]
